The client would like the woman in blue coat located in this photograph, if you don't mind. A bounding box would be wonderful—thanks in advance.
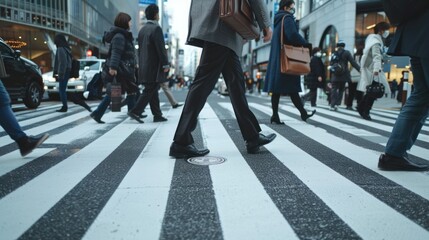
[264,0,315,123]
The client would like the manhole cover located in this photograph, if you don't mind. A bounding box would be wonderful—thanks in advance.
[187,156,226,165]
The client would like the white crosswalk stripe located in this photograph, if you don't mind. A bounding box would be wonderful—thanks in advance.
[1,99,428,239]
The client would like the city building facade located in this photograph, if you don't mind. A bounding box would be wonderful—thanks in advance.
[246,0,411,86]
[0,0,139,73]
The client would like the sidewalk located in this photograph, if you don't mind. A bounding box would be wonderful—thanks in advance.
[315,94,403,111]
[250,91,403,111]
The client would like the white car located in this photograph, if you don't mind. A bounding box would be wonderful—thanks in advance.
[43,57,105,99]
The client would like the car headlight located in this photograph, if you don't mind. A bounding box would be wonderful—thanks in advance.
[43,76,56,82]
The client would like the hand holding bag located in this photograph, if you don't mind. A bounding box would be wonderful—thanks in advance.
[109,76,122,112]
[219,0,260,40]
[280,15,311,75]
[366,75,385,99]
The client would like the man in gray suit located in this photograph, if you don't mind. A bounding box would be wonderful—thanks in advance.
[170,0,276,158]
[128,4,169,123]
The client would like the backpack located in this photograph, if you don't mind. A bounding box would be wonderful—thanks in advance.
[330,50,346,76]
[70,59,80,78]
[86,72,103,99]
[66,51,80,78]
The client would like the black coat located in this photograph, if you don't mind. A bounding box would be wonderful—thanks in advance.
[382,0,429,57]
[137,21,169,84]
[103,27,138,92]
[306,56,325,89]
[330,48,360,83]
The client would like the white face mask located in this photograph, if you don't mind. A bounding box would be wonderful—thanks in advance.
[315,52,322,57]
[382,30,390,38]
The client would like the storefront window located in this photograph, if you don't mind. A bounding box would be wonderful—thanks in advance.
[319,25,338,62]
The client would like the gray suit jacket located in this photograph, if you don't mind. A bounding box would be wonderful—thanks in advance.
[187,0,270,56]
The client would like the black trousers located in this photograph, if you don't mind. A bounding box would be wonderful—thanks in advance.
[359,93,376,115]
[173,42,261,145]
[130,82,162,117]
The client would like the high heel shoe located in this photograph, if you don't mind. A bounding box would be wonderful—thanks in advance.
[301,109,316,122]
[270,116,285,125]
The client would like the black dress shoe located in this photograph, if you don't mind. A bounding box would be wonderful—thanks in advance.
[246,133,276,154]
[56,107,67,112]
[90,113,105,124]
[378,154,429,171]
[169,142,210,158]
[128,111,144,123]
[172,103,183,109]
[154,116,168,122]
[17,133,49,157]
[139,114,148,119]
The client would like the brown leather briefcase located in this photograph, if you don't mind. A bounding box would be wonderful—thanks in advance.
[219,0,260,40]
[280,15,310,75]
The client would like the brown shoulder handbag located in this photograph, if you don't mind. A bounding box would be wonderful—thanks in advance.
[280,15,311,75]
[219,0,260,40]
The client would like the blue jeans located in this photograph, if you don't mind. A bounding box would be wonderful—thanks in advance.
[385,57,429,157]
[0,80,26,141]
[58,70,70,108]
[92,94,111,120]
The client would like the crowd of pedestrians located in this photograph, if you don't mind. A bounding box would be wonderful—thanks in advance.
[1,0,427,171]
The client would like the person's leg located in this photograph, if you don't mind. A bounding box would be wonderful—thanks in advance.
[355,90,363,106]
[336,82,346,106]
[90,94,111,123]
[290,92,316,121]
[222,51,261,141]
[148,84,164,119]
[271,93,281,118]
[309,88,317,106]
[70,93,91,112]
[161,82,177,106]
[385,57,429,157]
[0,80,27,141]
[57,72,69,111]
[347,82,357,108]
[330,82,339,108]
[131,82,159,116]
[173,42,228,145]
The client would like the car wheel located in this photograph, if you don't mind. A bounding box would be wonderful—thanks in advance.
[24,81,42,109]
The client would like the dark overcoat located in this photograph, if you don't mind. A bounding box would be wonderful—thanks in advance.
[382,0,429,58]
[264,11,307,94]
[306,55,326,89]
[138,21,169,84]
[330,48,360,83]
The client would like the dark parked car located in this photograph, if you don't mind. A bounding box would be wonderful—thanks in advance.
[0,38,44,109]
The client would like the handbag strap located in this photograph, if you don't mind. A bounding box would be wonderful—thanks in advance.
[372,74,381,83]
[281,15,287,48]
[280,14,305,51]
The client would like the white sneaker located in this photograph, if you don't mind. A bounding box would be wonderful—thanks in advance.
[83,91,89,99]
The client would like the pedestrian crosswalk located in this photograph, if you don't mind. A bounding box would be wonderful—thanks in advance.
[1,97,428,240]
